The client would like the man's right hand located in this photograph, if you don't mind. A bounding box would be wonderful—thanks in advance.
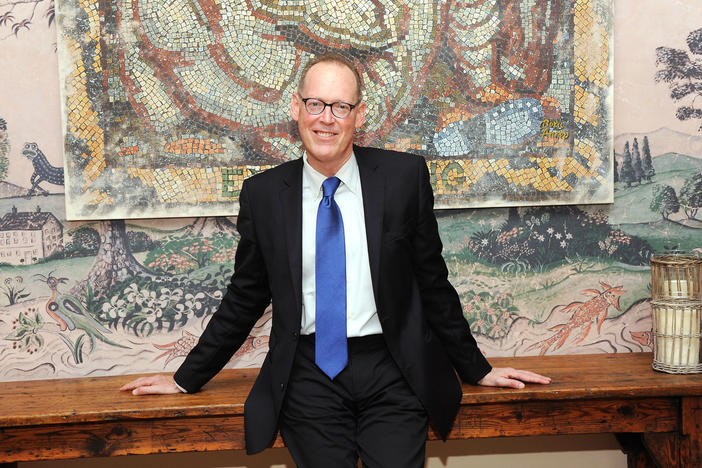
[120,374,182,395]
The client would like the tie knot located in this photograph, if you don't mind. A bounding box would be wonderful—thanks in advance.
[322,177,341,199]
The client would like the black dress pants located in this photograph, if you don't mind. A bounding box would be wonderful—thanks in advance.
[279,334,428,468]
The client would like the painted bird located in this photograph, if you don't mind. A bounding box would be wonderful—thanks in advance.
[34,272,128,350]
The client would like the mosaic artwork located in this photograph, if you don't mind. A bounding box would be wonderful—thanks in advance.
[56,0,614,220]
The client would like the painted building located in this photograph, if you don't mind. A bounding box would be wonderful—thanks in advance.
[0,206,63,265]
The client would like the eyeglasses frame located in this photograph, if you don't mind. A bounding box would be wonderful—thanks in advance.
[300,97,359,119]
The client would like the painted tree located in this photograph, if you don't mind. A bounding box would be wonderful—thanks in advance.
[641,136,655,182]
[632,137,643,183]
[619,141,636,187]
[65,225,101,256]
[0,117,9,180]
[655,28,702,132]
[613,153,619,183]
[0,0,54,40]
[70,220,154,300]
[650,184,680,220]
[679,171,702,220]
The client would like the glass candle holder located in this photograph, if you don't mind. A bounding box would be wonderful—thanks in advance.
[650,253,701,301]
[651,301,701,373]
[650,252,702,374]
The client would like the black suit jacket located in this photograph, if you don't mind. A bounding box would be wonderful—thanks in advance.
[174,145,492,454]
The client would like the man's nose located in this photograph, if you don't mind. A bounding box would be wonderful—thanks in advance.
[319,106,335,123]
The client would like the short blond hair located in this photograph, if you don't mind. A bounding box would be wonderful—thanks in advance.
[297,53,363,104]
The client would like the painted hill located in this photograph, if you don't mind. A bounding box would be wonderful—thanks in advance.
[612,151,702,225]
[0,181,29,198]
[614,127,702,158]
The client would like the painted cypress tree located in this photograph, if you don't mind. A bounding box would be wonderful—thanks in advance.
[632,138,643,183]
[641,136,656,182]
[0,117,9,181]
[613,153,619,183]
[619,141,636,187]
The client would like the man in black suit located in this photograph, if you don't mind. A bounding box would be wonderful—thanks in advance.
[122,53,550,467]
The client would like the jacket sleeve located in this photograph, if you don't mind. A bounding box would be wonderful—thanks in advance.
[410,157,492,384]
[174,179,272,392]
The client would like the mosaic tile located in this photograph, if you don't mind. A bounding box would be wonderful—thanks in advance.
[57,0,613,218]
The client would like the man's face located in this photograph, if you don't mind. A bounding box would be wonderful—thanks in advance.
[290,62,366,175]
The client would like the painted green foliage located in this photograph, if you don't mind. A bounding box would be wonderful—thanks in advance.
[462,206,653,271]
[656,27,702,131]
[461,290,520,340]
[145,233,237,274]
[97,262,235,337]
[0,276,30,304]
[650,184,680,220]
[0,118,8,180]
[86,232,241,337]
[679,171,702,219]
[5,307,44,352]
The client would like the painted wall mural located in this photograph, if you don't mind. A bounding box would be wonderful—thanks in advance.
[56,0,614,220]
[0,0,701,382]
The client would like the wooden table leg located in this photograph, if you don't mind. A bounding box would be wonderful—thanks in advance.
[680,396,702,467]
[643,432,680,467]
[634,396,702,468]
[616,433,656,468]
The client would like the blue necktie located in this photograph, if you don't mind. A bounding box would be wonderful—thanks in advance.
[315,176,347,379]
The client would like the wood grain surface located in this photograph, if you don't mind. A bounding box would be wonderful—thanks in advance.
[1,353,701,466]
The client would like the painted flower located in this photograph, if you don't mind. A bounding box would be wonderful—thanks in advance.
[143,306,163,323]
[185,292,205,310]
[102,296,127,319]
[125,283,141,303]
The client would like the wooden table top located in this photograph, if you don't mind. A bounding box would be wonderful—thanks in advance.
[2,352,702,429]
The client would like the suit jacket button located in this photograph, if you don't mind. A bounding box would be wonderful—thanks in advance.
[280,383,285,391]
[292,331,299,338]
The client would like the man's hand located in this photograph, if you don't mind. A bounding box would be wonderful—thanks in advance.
[477,367,551,389]
[120,374,181,395]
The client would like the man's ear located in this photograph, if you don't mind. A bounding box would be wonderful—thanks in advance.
[290,93,300,122]
[354,101,367,129]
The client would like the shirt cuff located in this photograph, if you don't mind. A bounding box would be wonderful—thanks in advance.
[174,379,188,393]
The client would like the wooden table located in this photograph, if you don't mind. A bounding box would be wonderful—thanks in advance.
[1,353,701,467]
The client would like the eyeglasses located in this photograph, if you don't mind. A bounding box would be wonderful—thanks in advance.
[301,98,357,119]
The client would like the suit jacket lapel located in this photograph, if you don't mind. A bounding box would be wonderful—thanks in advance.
[355,146,384,305]
[279,159,303,313]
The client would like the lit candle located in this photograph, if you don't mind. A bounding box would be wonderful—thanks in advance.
[657,306,700,366]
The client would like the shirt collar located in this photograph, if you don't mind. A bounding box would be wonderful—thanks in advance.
[302,151,361,197]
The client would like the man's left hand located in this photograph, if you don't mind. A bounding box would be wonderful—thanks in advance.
[477,367,551,389]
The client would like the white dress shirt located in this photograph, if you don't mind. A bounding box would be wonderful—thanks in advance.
[300,152,382,337]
